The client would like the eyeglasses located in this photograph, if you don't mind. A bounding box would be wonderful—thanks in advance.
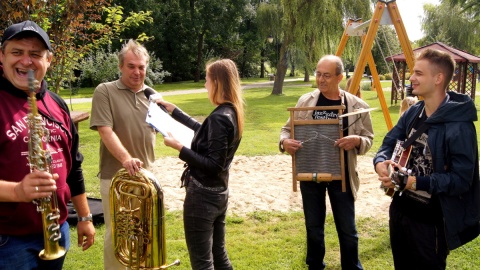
[315,72,334,79]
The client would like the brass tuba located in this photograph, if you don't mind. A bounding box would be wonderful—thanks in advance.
[27,70,66,260]
[110,168,180,269]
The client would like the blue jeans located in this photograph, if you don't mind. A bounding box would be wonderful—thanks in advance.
[300,180,363,270]
[183,179,232,270]
[0,222,70,270]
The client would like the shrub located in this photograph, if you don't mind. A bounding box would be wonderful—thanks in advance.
[79,48,170,88]
[361,81,372,91]
[145,52,171,86]
[384,73,393,80]
[79,48,119,87]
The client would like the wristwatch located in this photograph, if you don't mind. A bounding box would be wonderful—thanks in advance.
[279,139,286,153]
[77,213,93,222]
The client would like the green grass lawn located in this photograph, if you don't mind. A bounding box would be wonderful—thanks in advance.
[62,81,480,269]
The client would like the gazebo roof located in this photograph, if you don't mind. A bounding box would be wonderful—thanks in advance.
[385,42,480,63]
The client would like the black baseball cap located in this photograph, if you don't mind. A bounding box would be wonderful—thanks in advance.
[1,20,52,51]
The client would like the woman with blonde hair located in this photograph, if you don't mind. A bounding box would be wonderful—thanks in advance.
[158,59,244,269]
[346,77,362,98]
[399,96,418,116]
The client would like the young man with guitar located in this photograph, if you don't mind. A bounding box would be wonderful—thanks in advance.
[373,48,480,269]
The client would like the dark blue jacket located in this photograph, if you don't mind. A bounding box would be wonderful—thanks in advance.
[374,91,480,250]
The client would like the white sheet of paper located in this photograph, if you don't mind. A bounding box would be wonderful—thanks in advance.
[146,102,194,148]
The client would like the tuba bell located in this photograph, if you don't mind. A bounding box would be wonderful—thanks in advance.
[110,168,180,269]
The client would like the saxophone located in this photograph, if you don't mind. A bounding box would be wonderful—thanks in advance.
[27,69,66,260]
[110,168,180,269]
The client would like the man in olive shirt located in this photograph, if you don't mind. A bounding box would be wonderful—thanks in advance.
[90,39,156,270]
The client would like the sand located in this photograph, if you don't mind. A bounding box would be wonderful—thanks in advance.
[150,154,392,220]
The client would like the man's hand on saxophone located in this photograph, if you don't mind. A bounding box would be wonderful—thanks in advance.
[5,171,58,202]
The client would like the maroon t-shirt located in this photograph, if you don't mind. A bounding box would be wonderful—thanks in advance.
[0,81,74,235]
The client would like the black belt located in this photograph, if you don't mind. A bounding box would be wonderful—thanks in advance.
[190,176,226,192]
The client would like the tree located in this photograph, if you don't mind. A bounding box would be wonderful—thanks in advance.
[419,3,480,55]
[185,0,249,82]
[0,1,153,93]
[269,0,372,95]
[256,1,283,78]
[371,26,402,75]
[444,0,480,22]
[116,0,251,82]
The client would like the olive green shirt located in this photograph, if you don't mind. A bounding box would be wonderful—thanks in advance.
[90,80,156,179]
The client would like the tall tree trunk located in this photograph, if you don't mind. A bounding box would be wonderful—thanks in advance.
[260,48,266,78]
[289,52,295,76]
[304,67,310,82]
[271,43,288,95]
[194,32,204,82]
[241,47,247,78]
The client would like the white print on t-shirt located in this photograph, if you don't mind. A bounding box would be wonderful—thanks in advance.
[5,114,68,172]
[407,127,433,199]
[6,116,66,141]
[312,110,338,120]
[50,158,64,169]
[409,129,433,177]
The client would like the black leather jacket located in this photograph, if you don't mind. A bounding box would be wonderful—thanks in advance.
[172,103,241,188]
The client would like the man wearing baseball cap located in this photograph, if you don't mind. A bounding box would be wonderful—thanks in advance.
[1,20,53,51]
[0,20,95,269]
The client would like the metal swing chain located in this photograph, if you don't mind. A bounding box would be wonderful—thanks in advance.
[375,30,401,92]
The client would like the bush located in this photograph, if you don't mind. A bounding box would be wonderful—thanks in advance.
[79,48,170,88]
[79,48,119,87]
[361,81,372,91]
[379,74,386,81]
[145,52,171,86]
[384,73,393,80]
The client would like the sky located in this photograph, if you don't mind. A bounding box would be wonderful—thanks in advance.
[396,0,441,41]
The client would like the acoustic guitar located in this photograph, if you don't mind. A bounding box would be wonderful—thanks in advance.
[384,140,412,197]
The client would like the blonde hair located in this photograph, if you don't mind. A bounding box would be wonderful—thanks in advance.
[399,96,418,116]
[206,59,245,136]
[118,39,150,67]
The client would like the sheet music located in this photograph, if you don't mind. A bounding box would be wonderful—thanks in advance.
[146,102,194,148]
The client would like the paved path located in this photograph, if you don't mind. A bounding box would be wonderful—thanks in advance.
[62,79,307,104]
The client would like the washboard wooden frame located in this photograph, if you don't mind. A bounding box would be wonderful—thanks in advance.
[288,106,346,192]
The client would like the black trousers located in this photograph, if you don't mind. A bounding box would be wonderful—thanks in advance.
[183,179,232,270]
[389,202,449,270]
